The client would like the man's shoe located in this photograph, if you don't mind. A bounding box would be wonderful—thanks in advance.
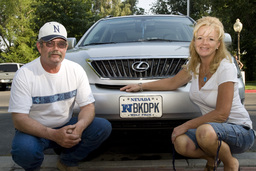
[57,160,79,171]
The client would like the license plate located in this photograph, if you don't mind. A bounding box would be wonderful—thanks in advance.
[120,95,162,118]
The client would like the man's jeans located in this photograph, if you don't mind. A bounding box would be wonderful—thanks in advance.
[11,117,112,171]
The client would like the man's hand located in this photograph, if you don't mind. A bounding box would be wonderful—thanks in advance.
[51,125,81,148]
[12,113,83,148]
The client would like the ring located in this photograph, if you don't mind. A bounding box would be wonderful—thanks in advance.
[172,135,176,137]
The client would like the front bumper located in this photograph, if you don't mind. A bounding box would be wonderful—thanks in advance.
[89,83,201,121]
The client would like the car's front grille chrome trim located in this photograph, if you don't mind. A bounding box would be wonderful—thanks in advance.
[88,58,187,79]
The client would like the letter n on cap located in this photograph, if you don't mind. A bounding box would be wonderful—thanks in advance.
[53,25,60,33]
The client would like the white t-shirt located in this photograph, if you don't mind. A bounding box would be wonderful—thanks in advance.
[8,57,95,128]
[189,58,252,129]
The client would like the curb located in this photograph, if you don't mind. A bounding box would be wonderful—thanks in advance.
[245,90,256,93]
[1,152,256,170]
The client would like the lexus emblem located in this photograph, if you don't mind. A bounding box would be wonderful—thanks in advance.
[132,61,150,72]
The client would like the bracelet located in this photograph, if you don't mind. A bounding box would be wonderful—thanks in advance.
[138,83,143,92]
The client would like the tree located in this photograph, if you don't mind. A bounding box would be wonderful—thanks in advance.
[34,0,95,41]
[151,0,256,81]
[151,0,212,18]
[122,0,146,15]
[210,0,256,81]
[0,0,38,63]
[34,0,133,41]
[0,0,136,64]
[151,0,171,14]
[92,0,132,18]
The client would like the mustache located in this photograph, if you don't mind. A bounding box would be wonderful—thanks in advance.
[48,51,62,56]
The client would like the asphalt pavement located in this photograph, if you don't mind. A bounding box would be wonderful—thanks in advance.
[1,91,256,171]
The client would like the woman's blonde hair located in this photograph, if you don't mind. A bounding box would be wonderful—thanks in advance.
[185,16,232,75]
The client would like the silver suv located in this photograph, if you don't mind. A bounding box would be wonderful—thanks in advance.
[0,63,23,91]
[66,15,245,129]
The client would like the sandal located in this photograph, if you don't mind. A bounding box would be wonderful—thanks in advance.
[205,159,221,171]
[205,164,215,171]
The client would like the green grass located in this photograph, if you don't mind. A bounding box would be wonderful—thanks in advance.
[245,81,256,90]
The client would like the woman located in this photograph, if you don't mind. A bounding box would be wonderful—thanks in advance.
[120,16,255,171]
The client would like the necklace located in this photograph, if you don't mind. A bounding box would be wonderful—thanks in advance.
[203,74,208,82]
[201,67,210,82]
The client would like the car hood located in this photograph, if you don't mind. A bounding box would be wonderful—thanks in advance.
[74,42,190,58]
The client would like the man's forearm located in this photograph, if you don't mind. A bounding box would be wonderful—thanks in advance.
[12,113,55,140]
[77,103,95,131]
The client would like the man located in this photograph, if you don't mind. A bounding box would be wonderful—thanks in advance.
[8,21,112,171]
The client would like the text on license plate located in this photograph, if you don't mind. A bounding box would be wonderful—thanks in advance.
[120,96,162,118]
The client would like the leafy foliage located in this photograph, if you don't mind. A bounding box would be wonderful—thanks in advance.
[34,0,95,41]
[0,0,255,80]
[0,0,38,63]
[151,0,171,14]
[0,0,135,64]
[210,0,256,81]
[151,0,256,81]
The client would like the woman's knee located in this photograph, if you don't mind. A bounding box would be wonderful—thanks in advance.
[196,124,217,147]
[174,135,195,155]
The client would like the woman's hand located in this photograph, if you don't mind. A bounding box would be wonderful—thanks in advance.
[120,69,191,92]
[120,84,142,92]
[171,123,189,143]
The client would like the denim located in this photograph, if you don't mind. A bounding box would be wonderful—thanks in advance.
[185,122,255,154]
[11,117,112,171]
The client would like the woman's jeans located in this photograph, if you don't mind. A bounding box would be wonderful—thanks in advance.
[11,117,112,171]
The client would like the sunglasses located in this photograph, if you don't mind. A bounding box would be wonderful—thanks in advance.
[43,40,67,49]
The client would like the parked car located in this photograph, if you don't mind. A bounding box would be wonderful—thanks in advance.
[65,15,245,129]
[0,63,24,90]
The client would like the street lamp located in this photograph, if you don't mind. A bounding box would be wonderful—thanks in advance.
[233,19,243,61]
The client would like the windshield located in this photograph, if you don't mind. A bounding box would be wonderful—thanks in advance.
[0,64,19,72]
[80,16,194,46]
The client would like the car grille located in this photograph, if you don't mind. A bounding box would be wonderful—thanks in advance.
[88,58,187,79]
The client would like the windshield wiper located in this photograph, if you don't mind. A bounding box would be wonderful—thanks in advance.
[139,38,187,42]
[82,42,117,46]
[81,39,189,46]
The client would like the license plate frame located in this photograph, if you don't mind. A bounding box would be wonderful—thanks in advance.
[120,95,162,118]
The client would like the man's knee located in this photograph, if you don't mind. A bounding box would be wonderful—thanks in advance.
[12,132,44,169]
[83,117,112,142]
[96,117,112,135]
[12,151,44,170]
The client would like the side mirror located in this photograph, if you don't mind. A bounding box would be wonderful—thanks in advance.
[224,33,232,50]
[67,38,77,50]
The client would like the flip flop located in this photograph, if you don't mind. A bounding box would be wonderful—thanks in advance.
[205,159,221,171]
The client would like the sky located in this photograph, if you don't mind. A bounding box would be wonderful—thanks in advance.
[137,0,157,14]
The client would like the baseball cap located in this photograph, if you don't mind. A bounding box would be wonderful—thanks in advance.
[38,21,67,41]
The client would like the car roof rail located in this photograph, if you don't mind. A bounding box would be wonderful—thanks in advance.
[105,15,113,18]
[177,12,185,16]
